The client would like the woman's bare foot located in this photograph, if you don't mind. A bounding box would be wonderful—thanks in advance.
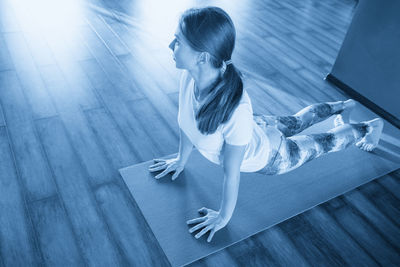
[334,99,356,127]
[356,118,384,151]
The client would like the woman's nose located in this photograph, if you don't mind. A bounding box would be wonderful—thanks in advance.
[169,39,176,51]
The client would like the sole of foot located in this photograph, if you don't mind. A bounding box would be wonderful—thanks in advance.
[356,118,384,151]
[334,99,356,127]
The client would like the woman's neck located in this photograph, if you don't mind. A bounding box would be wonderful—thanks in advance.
[188,67,220,96]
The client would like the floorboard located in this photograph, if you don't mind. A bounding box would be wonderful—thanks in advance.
[0,1,20,33]
[0,34,14,71]
[39,64,97,112]
[324,197,400,265]
[125,98,179,157]
[29,196,84,266]
[303,206,377,266]
[360,181,400,227]
[0,104,5,127]
[35,116,123,266]
[79,25,144,101]
[344,189,400,250]
[107,22,181,95]
[60,110,116,186]
[118,53,180,128]
[86,14,130,57]
[84,107,141,168]
[279,215,346,266]
[0,70,57,201]
[3,32,57,119]
[254,226,309,266]
[23,30,57,66]
[0,127,41,266]
[94,182,170,266]
[377,171,400,200]
[226,238,276,266]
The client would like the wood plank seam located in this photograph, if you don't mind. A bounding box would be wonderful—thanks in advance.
[30,116,87,263]
[0,122,45,265]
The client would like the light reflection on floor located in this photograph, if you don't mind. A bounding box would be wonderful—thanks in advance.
[90,0,254,49]
[9,0,255,68]
[11,0,86,31]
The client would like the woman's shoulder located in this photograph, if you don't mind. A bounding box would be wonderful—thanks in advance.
[225,90,253,124]
[221,88,254,144]
[237,88,252,112]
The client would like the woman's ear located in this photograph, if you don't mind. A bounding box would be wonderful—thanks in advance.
[198,52,210,64]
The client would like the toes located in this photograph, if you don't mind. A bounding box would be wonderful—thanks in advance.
[362,143,368,151]
[365,143,374,151]
[356,139,376,151]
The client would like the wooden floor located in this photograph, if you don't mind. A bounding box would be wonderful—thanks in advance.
[0,0,399,266]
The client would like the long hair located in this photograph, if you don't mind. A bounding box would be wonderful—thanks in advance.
[179,6,243,135]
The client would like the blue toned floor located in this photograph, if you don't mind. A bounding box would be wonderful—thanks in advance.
[0,0,399,266]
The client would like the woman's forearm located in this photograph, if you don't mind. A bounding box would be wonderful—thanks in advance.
[178,128,194,165]
[218,172,240,223]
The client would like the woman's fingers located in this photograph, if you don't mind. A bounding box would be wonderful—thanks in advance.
[149,161,165,168]
[148,163,165,170]
[149,166,166,172]
[152,158,167,163]
[186,216,206,225]
[155,165,174,179]
[189,220,208,233]
[149,160,167,171]
[150,157,184,179]
[171,168,182,180]
[148,163,167,172]
[207,229,216,242]
[171,173,178,180]
[195,225,212,239]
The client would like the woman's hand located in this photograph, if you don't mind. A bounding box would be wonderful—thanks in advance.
[187,207,229,242]
[148,157,185,180]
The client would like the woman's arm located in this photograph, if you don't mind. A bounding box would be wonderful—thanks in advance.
[186,142,247,242]
[218,142,247,222]
[177,128,194,165]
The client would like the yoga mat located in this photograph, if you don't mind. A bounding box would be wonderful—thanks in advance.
[120,104,400,267]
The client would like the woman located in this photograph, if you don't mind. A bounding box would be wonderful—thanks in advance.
[148,6,383,243]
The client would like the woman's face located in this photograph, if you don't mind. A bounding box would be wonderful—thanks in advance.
[169,27,199,70]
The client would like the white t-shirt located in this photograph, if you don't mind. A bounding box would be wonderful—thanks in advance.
[177,70,270,172]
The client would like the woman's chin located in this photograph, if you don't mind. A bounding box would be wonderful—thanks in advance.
[174,63,183,69]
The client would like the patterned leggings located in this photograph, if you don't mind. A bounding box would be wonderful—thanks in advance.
[254,101,369,175]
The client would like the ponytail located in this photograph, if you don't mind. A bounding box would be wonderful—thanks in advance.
[195,63,243,134]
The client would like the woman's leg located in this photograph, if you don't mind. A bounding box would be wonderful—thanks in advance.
[257,118,383,175]
[254,99,356,137]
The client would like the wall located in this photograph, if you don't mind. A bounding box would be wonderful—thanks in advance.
[330,0,400,119]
